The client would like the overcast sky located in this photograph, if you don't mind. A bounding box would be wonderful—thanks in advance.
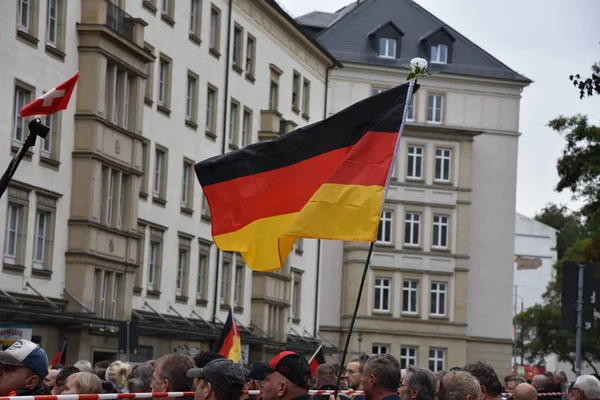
[279,0,600,218]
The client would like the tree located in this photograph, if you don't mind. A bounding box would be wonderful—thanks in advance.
[534,203,584,260]
[570,62,600,99]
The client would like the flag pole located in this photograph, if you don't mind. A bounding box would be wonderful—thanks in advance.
[0,118,50,200]
[333,79,417,397]
[309,344,323,364]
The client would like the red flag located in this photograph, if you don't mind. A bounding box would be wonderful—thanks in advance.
[20,71,79,117]
[309,345,326,377]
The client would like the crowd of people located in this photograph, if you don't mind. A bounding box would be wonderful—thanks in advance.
[1,338,600,400]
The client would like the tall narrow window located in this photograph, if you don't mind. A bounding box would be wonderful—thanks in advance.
[435,148,451,182]
[427,94,443,123]
[402,280,418,314]
[374,278,390,312]
[46,0,59,46]
[404,212,421,247]
[406,146,423,180]
[432,215,449,249]
[376,211,393,244]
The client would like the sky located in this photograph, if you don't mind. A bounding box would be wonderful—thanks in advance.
[278,0,600,218]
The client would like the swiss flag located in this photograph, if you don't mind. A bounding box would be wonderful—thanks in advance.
[20,71,79,117]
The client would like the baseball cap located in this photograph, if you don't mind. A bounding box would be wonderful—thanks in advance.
[253,351,311,389]
[187,358,246,390]
[0,339,49,379]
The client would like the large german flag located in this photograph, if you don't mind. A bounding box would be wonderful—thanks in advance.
[214,307,242,363]
[195,82,418,272]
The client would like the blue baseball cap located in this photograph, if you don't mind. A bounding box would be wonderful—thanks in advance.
[0,339,49,379]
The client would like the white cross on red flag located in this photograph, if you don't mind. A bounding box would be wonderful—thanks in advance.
[20,71,80,117]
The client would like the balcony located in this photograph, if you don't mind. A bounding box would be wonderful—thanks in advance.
[106,1,134,41]
[258,110,298,142]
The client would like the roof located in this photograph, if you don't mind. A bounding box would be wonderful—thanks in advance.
[296,0,531,84]
[265,0,342,67]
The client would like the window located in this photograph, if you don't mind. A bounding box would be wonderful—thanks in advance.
[176,235,191,299]
[372,345,388,355]
[430,282,447,316]
[134,223,146,292]
[93,270,121,319]
[406,97,415,121]
[201,193,211,219]
[269,65,281,111]
[157,55,172,109]
[427,94,443,124]
[376,210,393,244]
[432,215,449,249]
[245,35,256,77]
[374,277,390,312]
[32,194,56,273]
[229,100,240,146]
[302,78,311,118]
[196,241,211,303]
[185,72,199,125]
[435,148,451,182]
[105,64,134,129]
[292,72,300,111]
[148,242,158,290]
[402,280,418,314]
[220,253,232,304]
[189,0,201,38]
[153,146,168,202]
[111,273,120,319]
[17,0,38,39]
[46,0,60,47]
[101,167,130,229]
[13,85,32,145]
[206,84,218,133]
[144,43,155,104]
[429,349,445,372]
[406,146,423,180]
[146,227,164,293]
[232,24,243,70]
[242,108,252,147]
[209,5,221,54]
[378,37,396,58]
[4,204,23,265]
[161,0,174,21]
[431,44,448,64]
[233,263,244,308]
[100,271,108,318]
[404,212,420,247]
[18,0,31,31]
[40,109,61,164]
[291,275,301,320]
[400,347,417,369]
[181,159,194,211]
[139,141,150,197]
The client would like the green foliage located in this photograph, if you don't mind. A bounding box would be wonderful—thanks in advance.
[570,62,600,99]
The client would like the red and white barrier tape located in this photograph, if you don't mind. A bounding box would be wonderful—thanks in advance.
[0,391,566,400]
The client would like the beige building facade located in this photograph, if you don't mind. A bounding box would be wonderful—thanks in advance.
[0,0,338,364]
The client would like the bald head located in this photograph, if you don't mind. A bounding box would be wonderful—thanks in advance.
[532,375,549,391]
[514,383,538,400]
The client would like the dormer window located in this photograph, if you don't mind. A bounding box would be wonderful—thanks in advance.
[379,37,396,58]
[431,44,448,64]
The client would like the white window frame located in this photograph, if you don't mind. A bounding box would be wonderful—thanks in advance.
[186,75,194,121]
[158,60,167,105]
[209,8,218,49]
[181,163,190,207]
[161,0,170,15]
[233,265,243,307]
[432,215,449,249]
[176,249,186,296]
[148,242,157,290]
[189,0,198,34]
[376,210,393,244]
[229,102,238,144]
[373,277,391,313]
[100,271,109,318]
[4,204,21,264]
[153,150,163,197]
[242,110,251,147]
[232,27,241,66]
[378,37,396,58]
[430,282,447,316]
[196,253,207,300]
[406,98,415,121]
[41,113,53,157]
[402,280,418,314]
[406,146,423,180]
[206,88,215,131]
[46,0,59,46]
[18,0,30,32]
[220,261,230,302]
[372,344,388,355]
[435,148,452,182]
[431,44,448,64]
[404,212,421,247]
[427,94,443,124]
[33,210,48,269]
[400,347,417,369]
[429,348,445,372]
[111,274,119,319]
[13,88,29,144]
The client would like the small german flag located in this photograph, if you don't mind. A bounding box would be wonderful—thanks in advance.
[214,307,242,363]
[195,82,417,272]
[309,345,326,377]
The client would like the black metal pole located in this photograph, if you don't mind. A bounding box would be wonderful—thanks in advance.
[0,118,49,199]
[334,241,375,395]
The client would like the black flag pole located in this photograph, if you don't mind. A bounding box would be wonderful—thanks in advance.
[0,118,50,200]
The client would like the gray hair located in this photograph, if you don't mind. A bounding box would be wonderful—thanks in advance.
[435,370,450,382]
[440,371,482,400]
[74,360,93,373]
[407,365,436,400]
[363,354,401,392]
[128,364,155,393]
[554,371,568,381]
[574,375,600,400]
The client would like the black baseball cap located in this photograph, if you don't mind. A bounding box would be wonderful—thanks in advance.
[187,358,246,390]
[252,351,311,389]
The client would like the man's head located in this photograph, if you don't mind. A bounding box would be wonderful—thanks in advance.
[506,377,527,394]
[151,354,195,399]
[52,366,80,395]
[344,359,365,390]
[316,364,337,388]
[0,339,49,395]
[514,383,538,400]
[360,354,402,400]
[73,360,93,373]
[434,371,450,400]
[531,375,549,391]
[194,352,225,368]
[571,375,600,400]
[44,369,59,390]
[554,371,568,386]
[399,365,435,400]
[462,362,503,400]
[255,351,311,400]
[187,358,246,400]
[439,371,482,400]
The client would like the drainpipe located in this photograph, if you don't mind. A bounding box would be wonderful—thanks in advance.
[212,0,234,324]
[313,64,336,336]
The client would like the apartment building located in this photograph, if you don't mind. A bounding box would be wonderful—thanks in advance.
[0,0,338,363]
[299,0,531,377]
